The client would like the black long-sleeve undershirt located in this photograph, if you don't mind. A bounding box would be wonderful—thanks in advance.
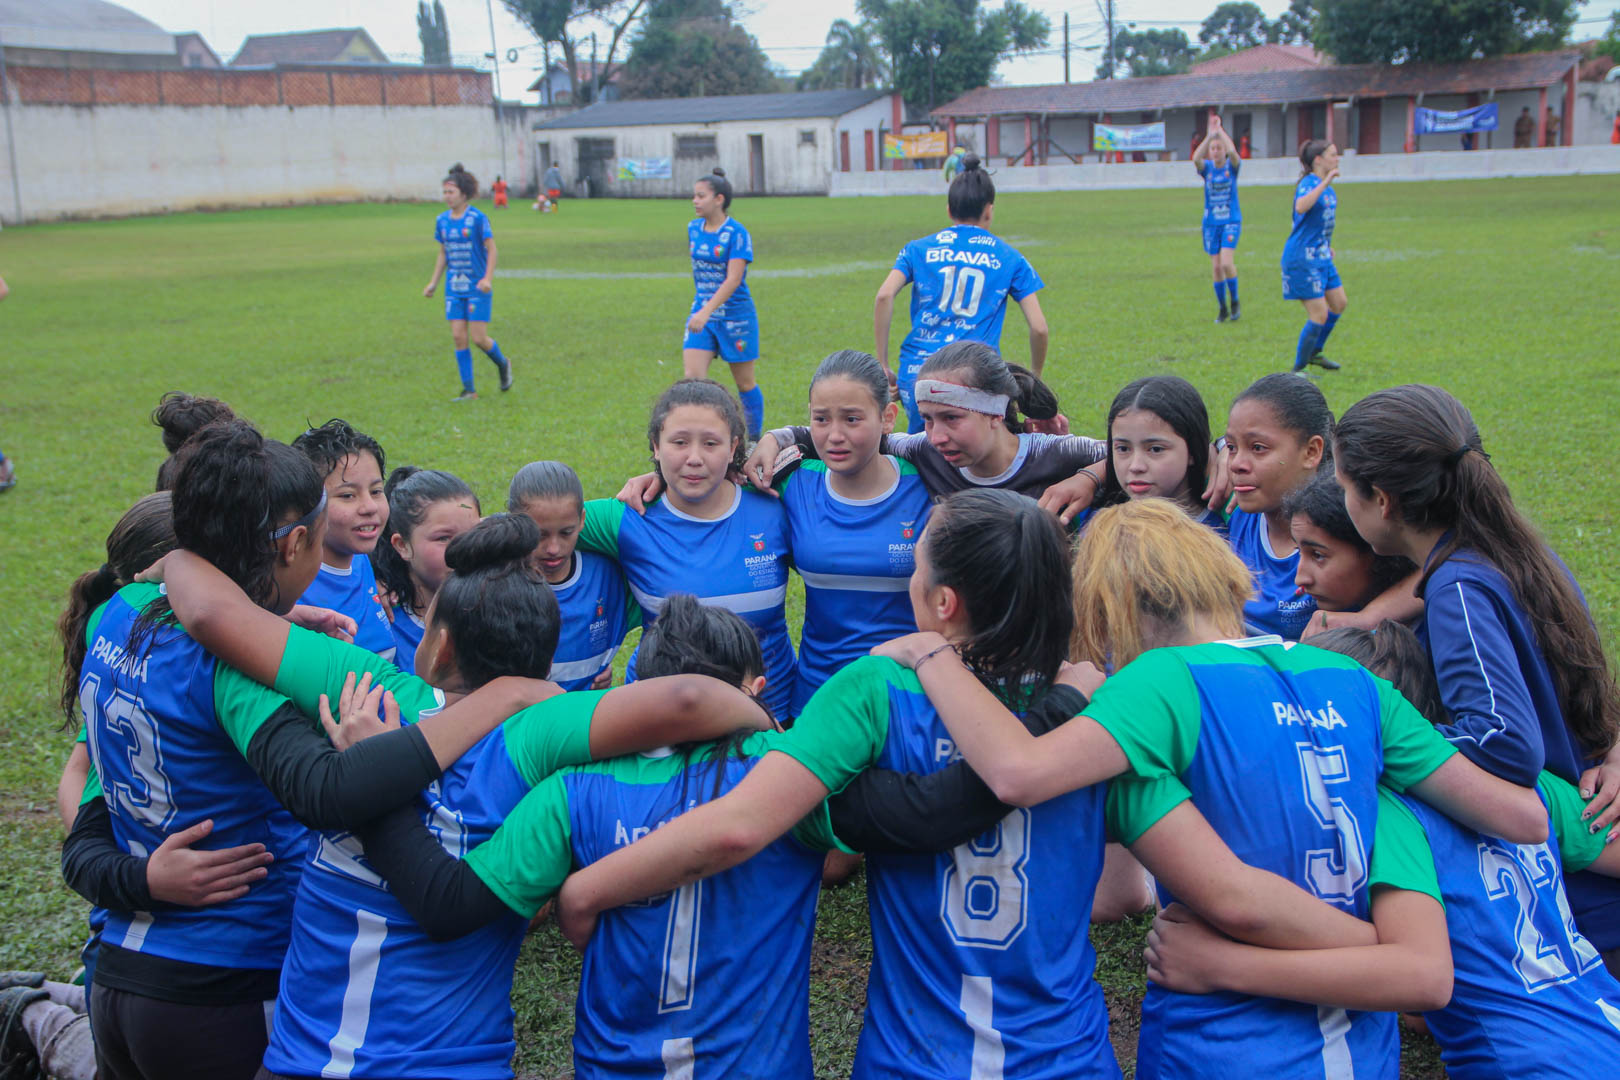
[61,794,156,912]
[355,802,514,941]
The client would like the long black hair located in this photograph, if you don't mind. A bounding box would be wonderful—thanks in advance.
[1299,138,1330,175]
[919,341,1059,435]
[947,154,994,221]
[59,492,175,725]
[647,378,748,483]
[1233,372,1334,464]
[1281,471,1413,598]
[1335,384,1619,756]
[1096,375,1211,509]
[372,466,480,615]
[923,488,1072,702]
[430,513,558,689]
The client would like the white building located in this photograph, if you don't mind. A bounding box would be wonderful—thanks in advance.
[534,88,903,197]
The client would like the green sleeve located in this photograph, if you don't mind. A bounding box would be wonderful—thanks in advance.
[213,664,302,756]
[1540,771,1606,873]
[763,656,895,796]
[1367,787,1444,908]
[84,598,113,648]
[1106,775,1193,846]
[499,688,605,785]
[80,760,103,805]
[1082,649,1202,782]
[273,625,443,724]
[788,801,841,854]
[579,499,626,560]
[624,579,643,631]
[464,774,576,917]
[1375,677,1458,792]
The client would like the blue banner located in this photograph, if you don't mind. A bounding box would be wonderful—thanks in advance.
[1415,103,1499,135]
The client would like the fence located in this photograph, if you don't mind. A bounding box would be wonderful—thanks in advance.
[0,64,492,108]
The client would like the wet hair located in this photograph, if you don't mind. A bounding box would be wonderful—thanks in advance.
[647,378,747,483]
[430,513,559,688]
[132,420,326,653]
[947,154,995,221]
[1336,385,1619,756]
[919,341,1059,434]
[292,419,386,482]
[1072,499,1251,668]
[1281,472,1413,598]
[1232,372,1334,465]
[506,460,585,514]
[923,489,1072,700]
[1095,375,1211,509]
[372,466,481,615]
[444,162,477,197]
[809,349,890,411]
[1311,621,1448,727]
[1299,138,1330,175]
[59,492,176,725]
[153,392,235,490]
[697,167,733,210]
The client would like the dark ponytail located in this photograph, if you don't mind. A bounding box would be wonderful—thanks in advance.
[697,167,733,210]
[922,489,1072,700]
[1335,385,1619,756]
[809,349,890,410]
[1298,138,1329,176]
[1311,620,1448,728]
[947,154,995,221]
[59,492,176,725]
[152,391,235,490]
[919,341,1058,433]
[373,466,480,615]
[431,513,558,689]
[445,162,478,197]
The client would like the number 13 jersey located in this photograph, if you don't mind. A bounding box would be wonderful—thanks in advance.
[893,225,1043,372]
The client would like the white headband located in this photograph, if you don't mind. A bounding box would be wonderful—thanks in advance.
[913,379,1010,416]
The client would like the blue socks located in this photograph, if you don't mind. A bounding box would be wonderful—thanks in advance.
[481,340,508,371]
[1316,311,1340,353]
[1293,321,1323,371]
[1214,281,1227,307]
[739,385,765,440]
[1227,276,1239,304]
[455,348,474,391]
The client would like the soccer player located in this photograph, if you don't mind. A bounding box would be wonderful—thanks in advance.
[579,379,796,717]
[875,155,1048,432]
[684,169,766,440]
[423,163,513,401]
[507,460,637,692]
[490,174,508,209]
[538,163,563,212]
[1282,140,1346,372]
[1192,116,1242,323]
[371,466,482,676]
[1335,384,1620,971]
[292,420,396,661]
[150,391,235,491]
[1281,472,1415,627]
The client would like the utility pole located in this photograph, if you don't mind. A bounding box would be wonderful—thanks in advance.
[590,32,598,101]
[1063,13,1070,83]
[483,0,508,180]
[1094,0,1115,79]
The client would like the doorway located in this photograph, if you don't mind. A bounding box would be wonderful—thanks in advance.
[748,134,765,193]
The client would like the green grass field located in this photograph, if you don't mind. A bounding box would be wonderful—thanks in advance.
[2,177,1617,1078]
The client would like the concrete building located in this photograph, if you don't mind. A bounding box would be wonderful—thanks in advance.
[230,28,388,68]
[0,0,177,70]
[174,32,221,70]
[533,89,902,196]
[526,62,622,105]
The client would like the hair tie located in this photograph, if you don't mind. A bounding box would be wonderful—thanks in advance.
[98,562,115,577]
[1446,444,1489,466]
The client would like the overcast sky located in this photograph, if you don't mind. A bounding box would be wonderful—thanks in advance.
[122,0,1620,98]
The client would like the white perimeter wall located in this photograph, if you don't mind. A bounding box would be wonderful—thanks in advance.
[0,103,537,225]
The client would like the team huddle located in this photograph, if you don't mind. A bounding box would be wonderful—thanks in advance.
[10,150,1620,1080]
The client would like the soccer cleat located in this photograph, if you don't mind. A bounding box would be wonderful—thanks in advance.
[1306,353,1341,371]
[451,389,478,403]
[0,973,44,991]
[1216,306,1229,324]
[0,985,49,1072]
[499,360,514,392]
[1229,300,1241,322]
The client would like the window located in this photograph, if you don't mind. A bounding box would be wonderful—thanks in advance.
[798,129,817,146]
[676,134,718,157]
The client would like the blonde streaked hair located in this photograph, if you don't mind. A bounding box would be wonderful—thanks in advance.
[1071,500,1251,668]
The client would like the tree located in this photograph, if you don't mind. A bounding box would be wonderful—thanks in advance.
[620,0,775,99]
[1592,11,1620,64]
[1199,2,1267,52]
[798,19,888,91]
[859,0,1048,112]
[417,0,451,65]
[502,0,650,104]
[1098,27,1196,78]
[1312,0,1578,64]
[1265,0,1315,45]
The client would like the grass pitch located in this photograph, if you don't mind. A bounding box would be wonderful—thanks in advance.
[2,175,1618,1077]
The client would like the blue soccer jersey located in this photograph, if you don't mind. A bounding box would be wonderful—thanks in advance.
[1093,639,1460,1080]
[299,559,395,662]
[260,629,606,1079]
[466,737,829,1079]
[78,585,311,972]
[579,492,797,718]
[779,458,932,716]
[688,216,754,317]
[1200,159,1241,225]
[435,206,493,297]
[391,608,426,676]
[547,551,635,692]
[777,657,1120,1079]
[1227,507,1315,639]
[1282,174,1336,268]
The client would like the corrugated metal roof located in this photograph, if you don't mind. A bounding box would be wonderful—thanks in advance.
[0,0,174,55]
[536,88,889,129]
[1189,44,1329,75]
[934,52,1582,118]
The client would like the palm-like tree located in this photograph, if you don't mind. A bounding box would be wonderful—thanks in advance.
[798,19,889,90]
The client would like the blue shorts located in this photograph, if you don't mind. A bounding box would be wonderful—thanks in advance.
[683,311,760,364]
[445,293,492,323]
[1281,261,1341,301]
[1202,222,1242,255]
[896,354,929,433]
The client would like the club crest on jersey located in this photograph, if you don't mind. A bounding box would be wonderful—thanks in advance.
[901,520,915,539]
[750,532,766,551]
[934,229,957,244]
[596,601,605,617]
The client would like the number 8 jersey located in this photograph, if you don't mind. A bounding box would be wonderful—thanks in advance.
[892,226,1042,384]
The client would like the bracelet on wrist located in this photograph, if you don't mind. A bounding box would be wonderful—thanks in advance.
[914,641,958,674]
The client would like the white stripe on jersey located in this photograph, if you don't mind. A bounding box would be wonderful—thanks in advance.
[660,1037,696,1080]
[960,975,1006,1080]
[324,909,389,1078]
[630,584,787,617]
[120,839,154,951]
[797,570,910,593]
[1316,1005,1354,1078]
[548,645,618,683]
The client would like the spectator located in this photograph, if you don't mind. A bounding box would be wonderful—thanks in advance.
[1546,108,1561,147]
[1514,106,1534,148]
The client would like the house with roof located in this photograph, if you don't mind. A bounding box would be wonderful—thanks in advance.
[0,0,179,69]
[526,62,622,105]
[1188,43,1331,76]
[533,88,902,196]
[229,28,388,67]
